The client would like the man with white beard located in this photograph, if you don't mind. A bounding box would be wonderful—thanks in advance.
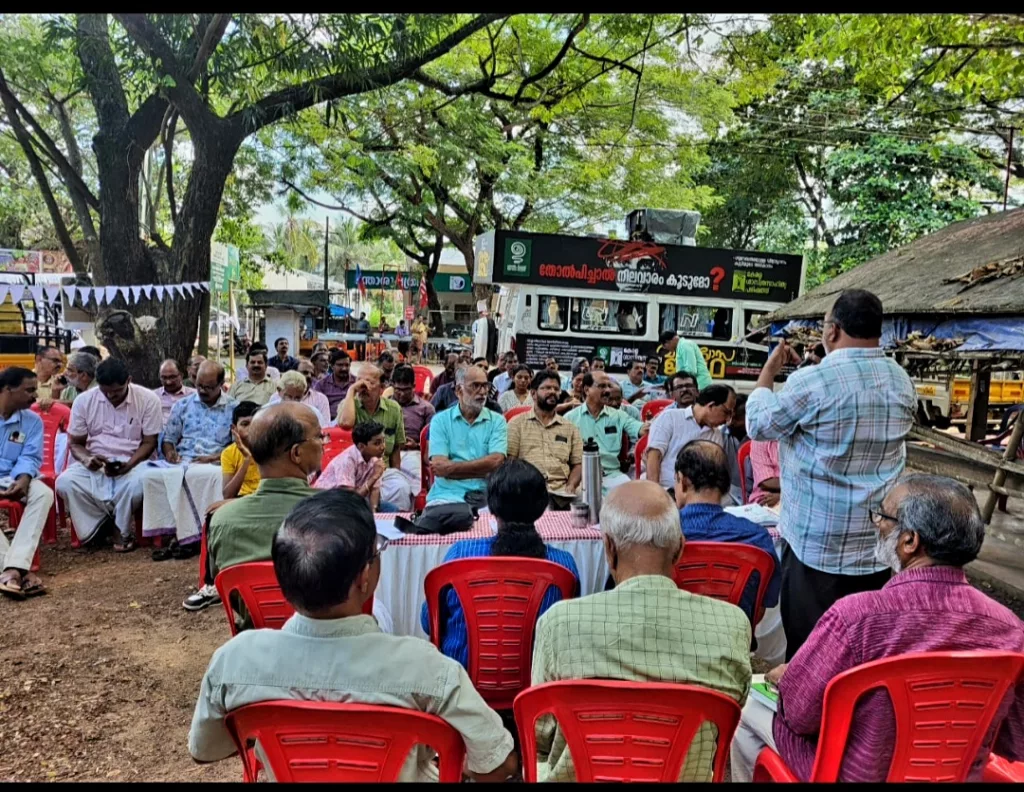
[729,474,1024,783]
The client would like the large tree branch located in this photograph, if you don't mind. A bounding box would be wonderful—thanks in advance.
[187,14,230,81]
[233,14,506,135]
[162,109,179,226]
[512,13,589,104]
[0,68,85,274]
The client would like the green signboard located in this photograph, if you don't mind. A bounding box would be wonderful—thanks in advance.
[210,242,240,291]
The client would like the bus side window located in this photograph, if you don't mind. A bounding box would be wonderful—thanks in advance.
[661,304,734,341]
[539,296,568,331]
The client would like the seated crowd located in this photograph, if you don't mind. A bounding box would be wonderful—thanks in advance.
[5,291,1024,784]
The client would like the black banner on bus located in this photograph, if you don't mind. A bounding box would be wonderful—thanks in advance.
[475,230,803,303]
[515,333,773,381]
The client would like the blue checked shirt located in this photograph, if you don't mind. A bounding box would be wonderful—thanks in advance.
[420,536,580,670]
[746,347,916,575]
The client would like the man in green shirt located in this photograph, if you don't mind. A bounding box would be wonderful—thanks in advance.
[228,349,276,406]
[531,480,752,782]
[207,402,322,578]
[565,371,648,495]
[675,335,713,390]
[60,351,99,405]
[337,364,411,509]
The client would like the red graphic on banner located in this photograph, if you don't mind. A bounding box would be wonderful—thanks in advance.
[710,266,726,291]
[596,239,668,269]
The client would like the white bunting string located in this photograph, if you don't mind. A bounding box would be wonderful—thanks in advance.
[0,280,210,307]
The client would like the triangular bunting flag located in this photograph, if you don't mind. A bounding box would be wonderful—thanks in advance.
[28,286,45,305]
[78,286,92,306]
[119,286,132,304]
[8,285,25,304]
[141,284,153,300]
[173,284,185,299]
[154,285,165,301]
[182,283,195,298]
[0,285,9,304]
[94,287,106,306]
[45,285,62,306]
[105,286,119,305]
[63,285,78,306]
[199,281,211,292]
[131,286,143,303]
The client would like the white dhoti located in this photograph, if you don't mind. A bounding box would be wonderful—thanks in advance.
[0,479,54,571]
[140,462,224,544]
[730,696,778,783]
[399,450,422,486]
[380,467,413,511]
[56,463,145,542]
[601,472,631,496]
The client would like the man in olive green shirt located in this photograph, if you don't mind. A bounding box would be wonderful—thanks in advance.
[228,349,276,407]
[337,364,411,509]
[207,403,322,576]
[531,480,752,783]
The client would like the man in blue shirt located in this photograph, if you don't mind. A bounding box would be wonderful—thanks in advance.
[426,364,507,505]
[674,439,780,626]
[0,367,55,599]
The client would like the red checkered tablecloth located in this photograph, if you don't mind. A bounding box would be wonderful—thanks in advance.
[377,511,603,546]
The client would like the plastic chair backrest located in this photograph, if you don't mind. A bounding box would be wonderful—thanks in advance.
[810,650,1024,782]
[320,426,354,471]
[424,557,578,710]
[504,405,532,422]
[225,700,467,783]
[513,679,741,782]
[737,439,752,504]
[672,541,775,625]
[214,561,372,637]
[30,402,70,477]
[634,433,649,479]
[641,399,673,422]
[412,365,433,397]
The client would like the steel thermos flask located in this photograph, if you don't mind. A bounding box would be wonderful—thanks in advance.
[581,437,603,524]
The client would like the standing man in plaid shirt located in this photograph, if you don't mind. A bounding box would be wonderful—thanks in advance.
[746,289,916,660]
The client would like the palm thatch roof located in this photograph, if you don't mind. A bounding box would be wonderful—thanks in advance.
[765,207,1024,322]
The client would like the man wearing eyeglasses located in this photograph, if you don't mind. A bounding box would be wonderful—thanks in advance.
[33,345,65,410]
[205,403,322,585]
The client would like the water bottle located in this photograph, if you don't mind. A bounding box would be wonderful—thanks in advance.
[581,437,603,524]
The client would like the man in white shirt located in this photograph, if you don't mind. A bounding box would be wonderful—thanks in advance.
[645,384,735,494]
[189,488,518,782]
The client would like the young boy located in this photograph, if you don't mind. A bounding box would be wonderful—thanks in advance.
[220,401,262,499]
[313,419,387,510]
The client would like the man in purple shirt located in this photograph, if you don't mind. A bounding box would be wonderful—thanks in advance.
[153,359,195,426]
[389,365,434,487]
[311,348,355,421]
[731,474,1024,782]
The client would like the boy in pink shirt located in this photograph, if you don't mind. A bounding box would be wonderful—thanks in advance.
[314,420,387,510]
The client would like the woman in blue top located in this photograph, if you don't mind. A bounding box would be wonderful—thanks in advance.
[420,458,580,669]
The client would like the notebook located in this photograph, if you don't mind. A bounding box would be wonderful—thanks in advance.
[750,673,779,712]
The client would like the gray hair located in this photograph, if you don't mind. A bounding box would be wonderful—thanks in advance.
[895,474,985,567]
[277,370,307,393]
[454,365,471,387]
[67,351,98,377]
[600,482,682,552]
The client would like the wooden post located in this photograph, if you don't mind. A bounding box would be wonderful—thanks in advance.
[965,361,991,442]
[982,411,1024,523]
[227,280,235,383]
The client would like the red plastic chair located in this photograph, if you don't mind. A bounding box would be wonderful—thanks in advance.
[673,541,775,626]
[753,650,1024,783]
[318,426,354,474]
[641,398,673,422]
[737,439,752,504]
[424,557,578,710]
[412,365,433,397]
[984,753,1024,783]
[214,561,373,637]
[513,680,741,782]
[634,433,649,479]
[504,405,532,422]
[31,402,69,544]
[414,424,430,512]
[225,700,467,783]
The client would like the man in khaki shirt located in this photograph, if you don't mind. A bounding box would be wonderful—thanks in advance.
[228,349,276,406]
[189,488,518,783]
[506,370,582,510]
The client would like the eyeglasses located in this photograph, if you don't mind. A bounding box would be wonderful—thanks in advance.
[462,382,489,393]
[869,507,898,525]
[369,533,390,562]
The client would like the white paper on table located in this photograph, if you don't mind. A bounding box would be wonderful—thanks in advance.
[374,518,407,541]
[724,503,780,526]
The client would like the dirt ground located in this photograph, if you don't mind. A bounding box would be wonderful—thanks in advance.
[0,537,237,782]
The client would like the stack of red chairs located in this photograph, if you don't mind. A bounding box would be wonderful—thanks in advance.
[412,365,433,397]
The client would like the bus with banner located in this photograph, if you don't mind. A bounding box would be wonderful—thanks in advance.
[474,229,805,387]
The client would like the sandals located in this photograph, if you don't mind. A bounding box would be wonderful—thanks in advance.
[112,535,137,553]
[0,570,46,600]
[0,576,26,600]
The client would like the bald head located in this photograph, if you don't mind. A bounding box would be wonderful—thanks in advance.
[247,402,323,478]
[159,359,183,394]
[194,360,226,405]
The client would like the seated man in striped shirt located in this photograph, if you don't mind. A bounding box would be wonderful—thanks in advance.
[730,474,1024,782]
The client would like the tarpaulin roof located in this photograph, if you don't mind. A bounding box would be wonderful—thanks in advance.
[245,289,328,311]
